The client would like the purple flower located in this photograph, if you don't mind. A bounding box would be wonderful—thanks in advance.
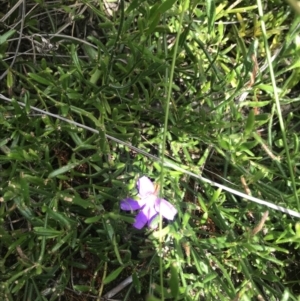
[120,176,177,229]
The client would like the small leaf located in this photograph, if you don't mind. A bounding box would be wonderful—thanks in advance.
[85,215,102,224]
[59,192,91,209]
[71,44,82,72]
[90,68,102,84]
[33,227,63,237]
[244,109,255,137]
[60,104,69,116]
[103,266,125,284]
[46,208,73,229]
[6,69,13,88]
[147,15,160,35]
[203,272,218,283]
[157,0,177,14]
[183,0,189,10]
[11,279,25,294]
[112,107,118,122]
[51,232,75,253]
[82,44,98,60]
[48,163,78,178]
[66,92,81,100]
[0,30,16,44]
[295,223,300,238]
[206,0,216,33]
[126,0,144,13]
[28,73,53,86]
[169,263,179,298]
[107,213,134,224]
[73,285,94,293]
[132,271,141,294]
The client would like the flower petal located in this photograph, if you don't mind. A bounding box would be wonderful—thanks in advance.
[137,176,155,197]
[142,203,158,221]
[155,198,177,220]
[120,198,142,211]
[133,211,148,229]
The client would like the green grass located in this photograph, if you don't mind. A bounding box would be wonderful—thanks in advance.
[1,0,300,300]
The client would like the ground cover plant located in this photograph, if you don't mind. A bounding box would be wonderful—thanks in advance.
[1,0,300,300]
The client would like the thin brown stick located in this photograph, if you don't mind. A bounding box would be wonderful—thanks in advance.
[251,211,269,236]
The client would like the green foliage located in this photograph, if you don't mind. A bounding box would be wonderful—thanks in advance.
[1,0,300,300]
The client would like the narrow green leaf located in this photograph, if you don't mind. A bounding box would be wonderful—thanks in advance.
[112,107,118,122]
[45,208,73,229]
[90,68,102,84]
[11,279,25,294]
[71,44,82,72]
[169,263,179,298]
[103,266,125,284]
[33,227,63,237]
[48,163,78,178]
[7,233,30,252]
[7,69,13,88]
[203,272,218,283]
[28,73,53,86]
[82,44,98,61]
[66,92,81,100]
[60,104,69,116]
[14,200,35,221]
[183,0,189,10]
[51,232,74,253]
[209,188,222,205]
[157,0,177,14]
[107,213,134,224]
[244,109,255,136]
[206,0,216,33]
[132,271,141,294]
[68,131,83,146]
[126,0,144,13]
[240,101,270,108]
[295,223,300,237]
[146,14,160,35]
[59,193,91,209]
[85,215,102,224]
[0,30,16,44]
